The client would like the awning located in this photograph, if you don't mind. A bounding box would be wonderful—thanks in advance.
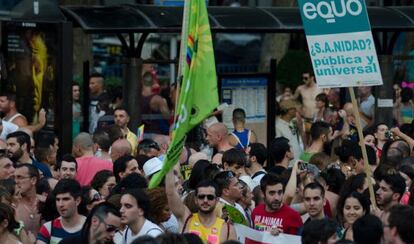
[60,4,414,34]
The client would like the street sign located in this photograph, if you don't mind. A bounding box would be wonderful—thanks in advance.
[298,0,383,88]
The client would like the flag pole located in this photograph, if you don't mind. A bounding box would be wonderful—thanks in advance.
[173,0,190,128]
[348,87,377,209]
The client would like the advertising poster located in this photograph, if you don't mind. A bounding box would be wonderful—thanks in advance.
[2,21,58,128]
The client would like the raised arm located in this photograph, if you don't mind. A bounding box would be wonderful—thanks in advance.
[151,95,171,120]
[391,127,414,151]
[283,160,299,204]
[24,108,46,132]
[165,168,190,222]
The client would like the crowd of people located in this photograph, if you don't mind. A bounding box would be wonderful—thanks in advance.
[0,67,414,244]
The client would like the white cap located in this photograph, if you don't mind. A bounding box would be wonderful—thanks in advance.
[143,157,163,177]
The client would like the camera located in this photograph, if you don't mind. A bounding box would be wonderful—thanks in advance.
[385,130,394,140]
[298,161,308,171]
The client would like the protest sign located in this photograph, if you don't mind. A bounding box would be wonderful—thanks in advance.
[234,223,301,244]
[298,0,382,88]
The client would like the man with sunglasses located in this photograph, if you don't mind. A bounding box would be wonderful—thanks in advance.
[165,169,237,243]
[37,179,86,244]
[293,71,322,122]
[137,138,161,158]
[214,171,249,226]
[60,198,121,244]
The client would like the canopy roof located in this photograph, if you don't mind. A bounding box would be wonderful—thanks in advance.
[60,4,414,33]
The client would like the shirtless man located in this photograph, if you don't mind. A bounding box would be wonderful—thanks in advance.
[293,72,322,145]
[293,72,322,120]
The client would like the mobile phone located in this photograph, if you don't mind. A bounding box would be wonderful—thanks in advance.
[298,161,308,171]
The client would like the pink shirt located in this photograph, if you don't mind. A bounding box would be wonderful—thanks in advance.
[76,156,113,186]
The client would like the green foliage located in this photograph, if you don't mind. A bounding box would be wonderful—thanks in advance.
[276,49,313,90]
[72,74,82,85]
[105,76,123,88]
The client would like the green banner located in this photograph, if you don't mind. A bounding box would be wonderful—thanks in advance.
[149,0,218,188]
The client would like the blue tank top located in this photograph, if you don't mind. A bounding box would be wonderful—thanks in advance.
[231,129,250,150]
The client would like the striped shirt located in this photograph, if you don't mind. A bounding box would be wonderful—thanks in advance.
[37,216,85,244]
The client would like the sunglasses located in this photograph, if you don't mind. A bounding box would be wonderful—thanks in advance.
[99,218,119,233]
[302,76,309,80]
[197,194,216,201]
[89,192,101,204]
[140,142,160,151]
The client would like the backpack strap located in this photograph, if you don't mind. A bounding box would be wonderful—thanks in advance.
[252,170,266,179]
[181,214,193,234]
[226,221,230,240]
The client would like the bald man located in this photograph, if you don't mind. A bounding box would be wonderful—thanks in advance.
[110,139,132,162]
[206,123,234,166]
[72,132,112,186]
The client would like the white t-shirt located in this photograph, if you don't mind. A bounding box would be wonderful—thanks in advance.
[251,169,267,189]
[0,120,18,140]
[161,214,179,233]
[275,117,303,163]
[359,94,375,128]
[239,175,255,191]
[122,219,163,244]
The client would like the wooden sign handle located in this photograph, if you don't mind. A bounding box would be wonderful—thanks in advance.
[348,87,377,208]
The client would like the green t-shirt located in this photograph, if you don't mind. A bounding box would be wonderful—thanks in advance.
[299,152,314,163]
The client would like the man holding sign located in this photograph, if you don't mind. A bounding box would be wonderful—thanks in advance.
[298,0,382,208]
[249,174,302,243]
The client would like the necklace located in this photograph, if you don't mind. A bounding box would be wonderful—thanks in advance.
[21,200,37,220]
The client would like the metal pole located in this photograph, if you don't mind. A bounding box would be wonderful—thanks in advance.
[375,55,394,127]
[170,36,177,85]
[125,57,142,131]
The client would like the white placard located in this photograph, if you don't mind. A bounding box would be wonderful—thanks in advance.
[234,223,301,244]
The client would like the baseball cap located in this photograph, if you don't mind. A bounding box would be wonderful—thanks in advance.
[143,157,163,177]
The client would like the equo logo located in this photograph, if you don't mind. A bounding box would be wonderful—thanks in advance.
[303,0,363,24]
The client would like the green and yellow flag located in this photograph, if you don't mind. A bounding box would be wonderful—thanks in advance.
[149,0,218,188]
